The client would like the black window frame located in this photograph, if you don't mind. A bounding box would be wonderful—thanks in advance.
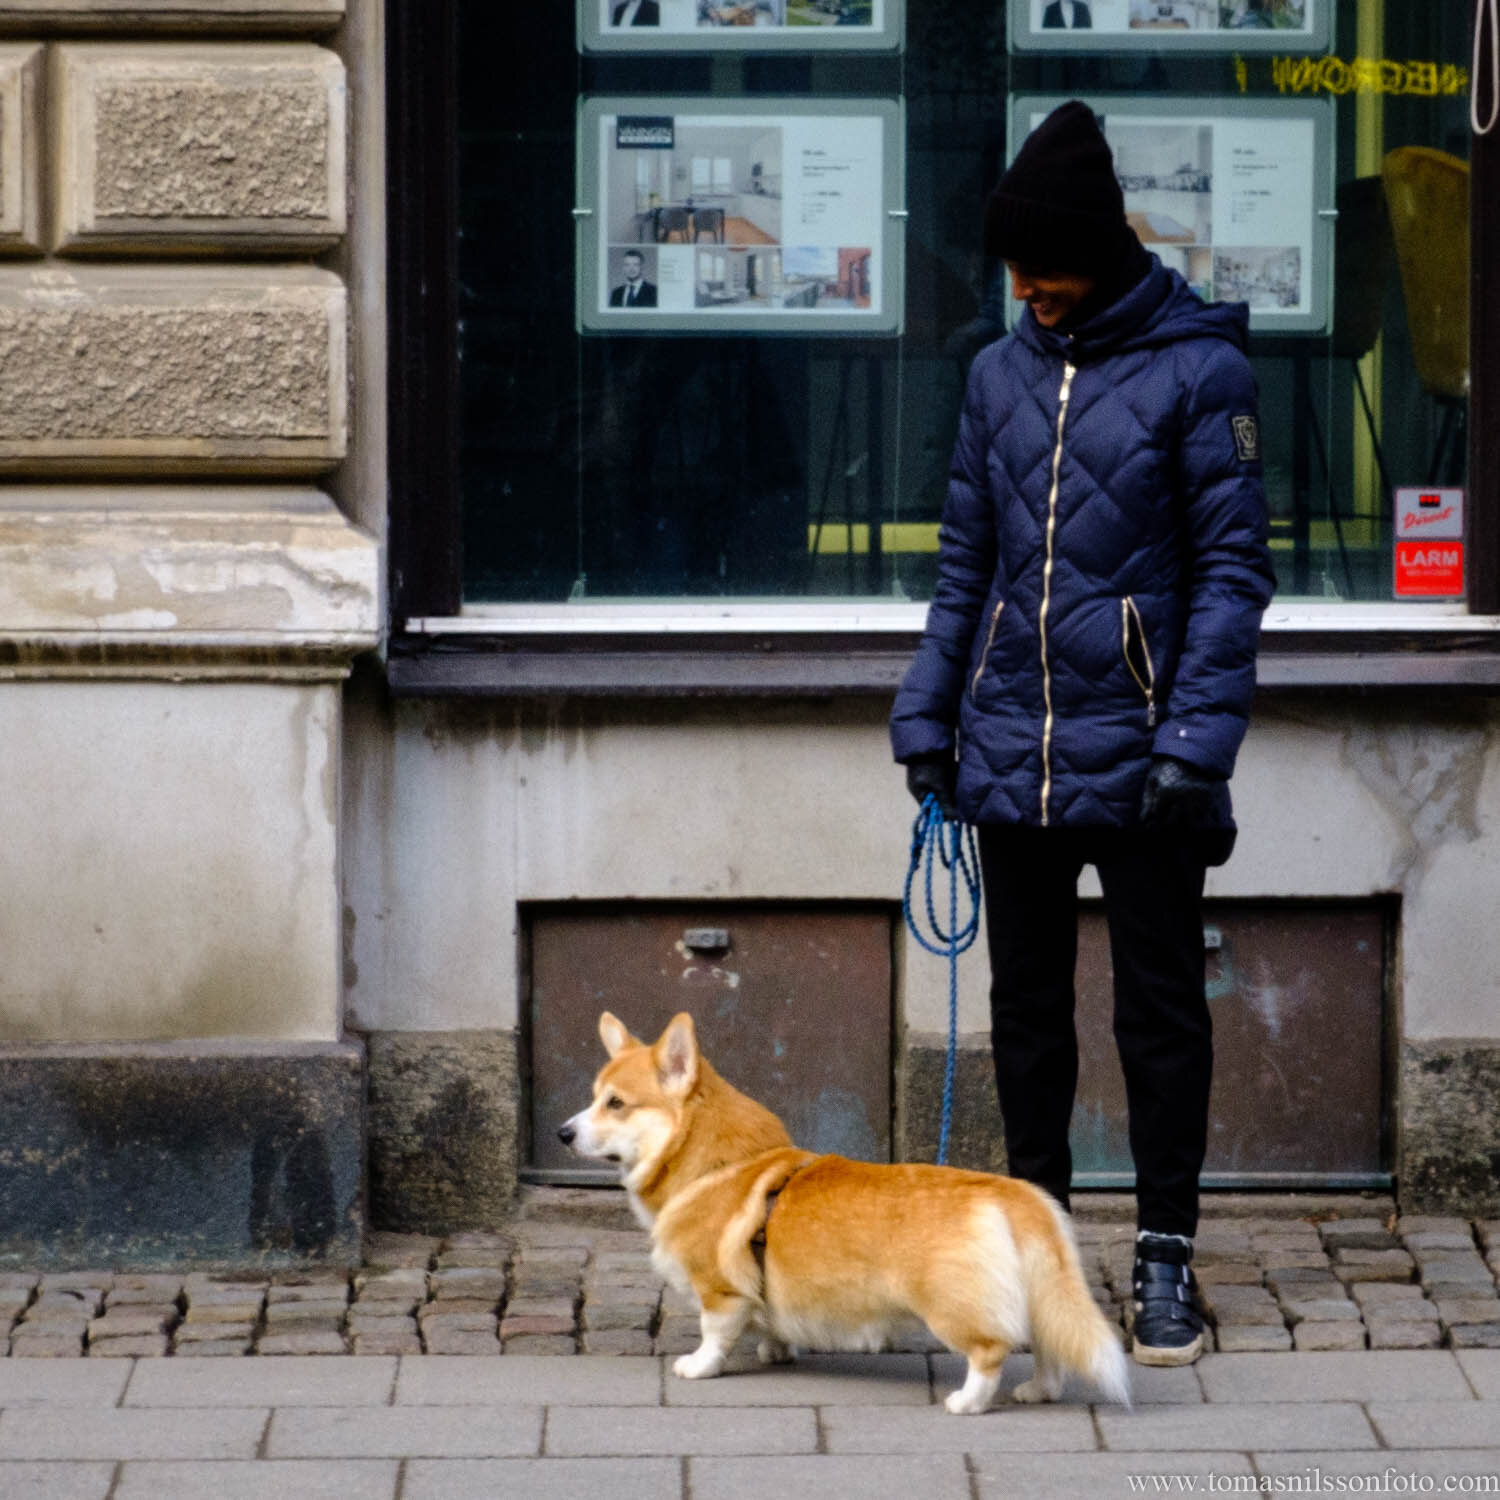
[386,0,1500,697]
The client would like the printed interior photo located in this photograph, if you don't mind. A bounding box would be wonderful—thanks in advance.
[1220,0,1307,28]
[692,245,871,309]
[1213,245,1302,308]
[780,246,872,308]
[1129,0,1217,27]
[697,0,787,24]
[1109,121,1214,247]
[607,121,783,248]
[1154,244,1214,302]
[694,247,778,307]
[787,0,875,24]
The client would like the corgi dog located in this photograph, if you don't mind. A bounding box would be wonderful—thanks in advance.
[558,1011,1130,1414]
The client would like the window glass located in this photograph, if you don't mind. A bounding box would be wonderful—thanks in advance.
[456,0,1471,607]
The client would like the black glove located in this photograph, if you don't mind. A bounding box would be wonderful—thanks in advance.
[1138,755,1224,831]
[905,753,958,821]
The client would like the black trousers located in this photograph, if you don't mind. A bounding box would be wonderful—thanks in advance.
[977,825,1211,1238]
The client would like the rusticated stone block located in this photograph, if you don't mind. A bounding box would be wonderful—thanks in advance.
[0,266,345,473]
[0,2,341,31]
[1400,1041,1500,1218]
[54,44,344,253]
[0,44,40,251]
[367,1031,520,1235]
[0,1041,363,1269]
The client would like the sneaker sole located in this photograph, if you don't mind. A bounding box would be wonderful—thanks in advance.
[1131,1333,1203,1368]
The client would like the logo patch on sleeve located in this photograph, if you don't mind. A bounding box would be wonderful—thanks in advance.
[1231,414,1260,463]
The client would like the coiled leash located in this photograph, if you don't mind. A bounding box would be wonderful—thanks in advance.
[902,795,982,1166]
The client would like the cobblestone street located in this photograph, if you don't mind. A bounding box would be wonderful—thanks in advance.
[4,1195,1498,1361]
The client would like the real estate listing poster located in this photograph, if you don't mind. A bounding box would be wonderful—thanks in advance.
[578,98,904,335]
[582,0,902,53]
[1010,0,1329,54]
[1010,95,1333,333]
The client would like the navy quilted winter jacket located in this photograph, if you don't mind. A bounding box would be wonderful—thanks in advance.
[890,256,1275,830]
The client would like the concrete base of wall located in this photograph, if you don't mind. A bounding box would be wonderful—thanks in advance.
[899,1032,1007,1174]
[366,1029,520,1234]
[1400,1040,1500,1218]
[0,1040,363,1270]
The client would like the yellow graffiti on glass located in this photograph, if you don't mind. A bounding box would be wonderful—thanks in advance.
[1262,55,1469,97]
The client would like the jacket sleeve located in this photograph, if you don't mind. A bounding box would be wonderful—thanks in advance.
[889,360,1000,763]
[1154,342,1276,778]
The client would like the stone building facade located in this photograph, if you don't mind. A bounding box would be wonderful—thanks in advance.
[0,0,1497,1267]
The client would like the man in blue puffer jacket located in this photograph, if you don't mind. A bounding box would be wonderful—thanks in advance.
[891,101,1275,1367]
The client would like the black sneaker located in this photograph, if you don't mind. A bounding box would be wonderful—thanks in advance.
[1131,1231,1206,1367]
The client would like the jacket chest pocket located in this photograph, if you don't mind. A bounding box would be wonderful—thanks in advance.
[970,598,1005,699]
[1122,597,1157,728]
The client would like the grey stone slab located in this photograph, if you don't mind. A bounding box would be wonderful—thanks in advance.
[1217,1326,1293,1351]
[822,1404,1097,1453]
[1282,1298,1361,1322]
[1457,1349,1500,1397]
[395,1354,660,1407]
[114,1460,399,1500]
[0,1464,115,1500]
[404,1458,681,1500]
[1096,1402,1376,1452]
[1197,1351,1473,1403]
[1368,1401,1500,1448]
[1292,1322,1367,1351]
[930,1352,1202,1405]
[124,1355,396,1407]
[972,1450,1256,1498]
[0,1406,268,1461]
[0,1361,130,1406]
[663,1352,930,1407]
[545,1406,816,1458]
[693,1454,970,1500]
[269,1406,542,1459]
[1368,1323,1444,1350]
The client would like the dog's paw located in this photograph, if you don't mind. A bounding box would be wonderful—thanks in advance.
[1010,1376,1056,1405]
[672,1349,725,1380]
[756,1338,795,1366]
[943,1387,991,1415]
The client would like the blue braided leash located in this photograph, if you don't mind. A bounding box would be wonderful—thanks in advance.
[901,794,982,1166]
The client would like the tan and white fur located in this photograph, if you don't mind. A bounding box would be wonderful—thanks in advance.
[558,1011,1130,1414]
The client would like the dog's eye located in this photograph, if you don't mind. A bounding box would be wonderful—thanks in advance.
[605,1095,626,1111]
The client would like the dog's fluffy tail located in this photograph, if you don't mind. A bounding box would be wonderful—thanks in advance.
[1021,1192,1131,1407]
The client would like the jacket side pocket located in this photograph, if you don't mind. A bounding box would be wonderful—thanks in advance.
[1122,596,1157,728]
[970,598,1005,699]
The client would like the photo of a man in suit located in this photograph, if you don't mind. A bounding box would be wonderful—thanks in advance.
[1043,0,1093,25]
[612,0,661,24]
[610,249,658,307]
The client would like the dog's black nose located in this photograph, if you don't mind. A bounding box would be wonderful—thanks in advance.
[558,1123,575,1146]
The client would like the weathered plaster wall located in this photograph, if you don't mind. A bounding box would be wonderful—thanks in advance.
[344,695,1500,1043]
[0,679,343,1040]
[342,692,1500,1213]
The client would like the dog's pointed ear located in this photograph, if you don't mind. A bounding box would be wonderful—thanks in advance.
[656,1013,699,1098]
[598,1012,638,1058]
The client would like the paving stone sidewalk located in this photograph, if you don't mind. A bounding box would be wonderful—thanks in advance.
[4,1194,1498,1361]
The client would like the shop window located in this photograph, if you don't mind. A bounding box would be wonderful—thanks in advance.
[388,0,1500,675]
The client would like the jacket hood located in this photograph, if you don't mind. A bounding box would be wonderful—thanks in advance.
[1016,254,1249,363]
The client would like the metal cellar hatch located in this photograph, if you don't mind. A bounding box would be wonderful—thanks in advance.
[525,903,895,1182]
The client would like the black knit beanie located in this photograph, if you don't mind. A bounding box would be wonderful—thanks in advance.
[984,100,1132,276]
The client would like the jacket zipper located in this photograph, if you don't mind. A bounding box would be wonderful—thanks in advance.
[1038,360,1076,827]
[1122,596,1158,727]
[970,599,1005,698]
